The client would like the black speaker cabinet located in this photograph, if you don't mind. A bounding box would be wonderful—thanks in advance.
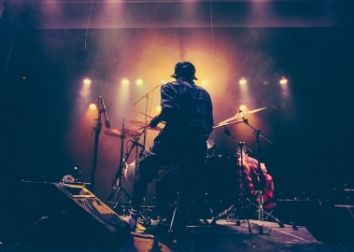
[276,199,354,244]
[0,181,129,247]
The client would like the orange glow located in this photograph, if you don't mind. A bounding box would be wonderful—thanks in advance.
[89,103,97,111]
[90,29,243,156]
[155,105,162,112]
[68,28,269,200]
[201,79,209,86]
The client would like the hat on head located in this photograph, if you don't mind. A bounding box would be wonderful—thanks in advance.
[171,61,198,80]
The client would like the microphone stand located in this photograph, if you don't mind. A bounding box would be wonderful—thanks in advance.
[90,98,103,192]
[241,117,285,228]
[132,83,161,150]
[211,129,252,232]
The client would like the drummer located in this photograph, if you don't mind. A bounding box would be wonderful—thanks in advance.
[127,61,214,230]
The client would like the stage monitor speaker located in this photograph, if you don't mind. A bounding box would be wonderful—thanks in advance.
[276,198,354,245]
[1,181,129,248]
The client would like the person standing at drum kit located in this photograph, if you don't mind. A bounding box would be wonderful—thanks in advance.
[128,61,214,230]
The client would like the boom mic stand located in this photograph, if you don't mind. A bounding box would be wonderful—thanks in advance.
[90,97,103,191]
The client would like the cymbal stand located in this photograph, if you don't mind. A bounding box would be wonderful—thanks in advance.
[107,119,131,212]
[132,83,161,150]
[241,117,286,227]
[90,97,103,192]
[211,130,252,233]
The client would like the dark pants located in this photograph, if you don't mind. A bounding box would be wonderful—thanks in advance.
[131,131,207,213]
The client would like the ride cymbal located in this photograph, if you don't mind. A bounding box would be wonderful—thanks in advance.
[214,107,267,128]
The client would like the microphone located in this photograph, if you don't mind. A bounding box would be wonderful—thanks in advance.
[98,96,111,128]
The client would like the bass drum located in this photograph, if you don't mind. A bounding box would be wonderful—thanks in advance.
[241,155,275,210]
[203,155,239,211]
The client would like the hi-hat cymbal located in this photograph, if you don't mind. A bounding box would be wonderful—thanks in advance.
[104,128,142,138]
[129,120,163,131]
[215,107,267,127]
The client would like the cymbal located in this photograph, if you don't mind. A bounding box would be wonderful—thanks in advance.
[215,107,267,127]
[129,120,163,131]
[245,107,267,114]
[104,128,142,138]
[213,119,243,129]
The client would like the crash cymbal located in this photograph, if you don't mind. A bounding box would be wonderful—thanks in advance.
[129,120,163,131]
[216,107,267,126]
[244,107,267,114]
[213,119,243,129]
[104,128,142,138]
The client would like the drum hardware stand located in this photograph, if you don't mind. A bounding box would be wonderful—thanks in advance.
[107,120,143,212]
[211,130,252,233]
[241,117,287,228]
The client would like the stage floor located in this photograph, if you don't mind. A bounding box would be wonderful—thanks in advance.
[3,220,353,252]
[120,219,353,252]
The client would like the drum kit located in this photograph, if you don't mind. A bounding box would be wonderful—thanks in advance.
[90,93,280,225]
[97,105,280,223]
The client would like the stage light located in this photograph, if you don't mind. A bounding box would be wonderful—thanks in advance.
[83,78,92,86]
[80,78,91,98]
[279,76,290,99]
[201,79,209,86]
[156,105,162,112]
[89,103,97,111]
[136,79,144,86]
[239,77,247,86]
[279,76,288,85]
[121,78,130,85]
